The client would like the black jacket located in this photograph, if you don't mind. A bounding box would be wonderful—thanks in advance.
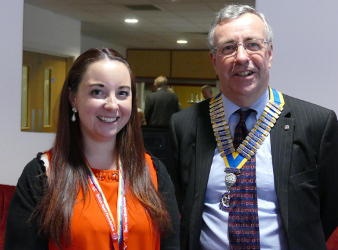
[170,94,338,250]
[145,89,180,127]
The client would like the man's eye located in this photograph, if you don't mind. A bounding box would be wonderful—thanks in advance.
[221,44,236,54]
[246,42,261,51]
[223,44,236,50]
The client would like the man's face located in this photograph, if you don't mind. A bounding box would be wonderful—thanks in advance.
[210,13,273,107]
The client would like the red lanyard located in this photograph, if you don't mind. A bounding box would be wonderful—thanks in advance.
[88,166,128,249]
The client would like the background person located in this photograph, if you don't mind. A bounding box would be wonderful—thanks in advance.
[201,84,213,99]
[170,4,338,250]
[144,76,179,127]
[5,48,179,250]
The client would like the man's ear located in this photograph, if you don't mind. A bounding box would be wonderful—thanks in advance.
[210,52,220,78]
[210,52,216,68]
[267,44,273,69]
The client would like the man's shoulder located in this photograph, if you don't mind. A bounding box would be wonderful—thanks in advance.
[149,90,169,97]
[172,100,209,119]
[159,89,176,95]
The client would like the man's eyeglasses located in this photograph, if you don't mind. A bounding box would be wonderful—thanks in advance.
[214,39,270,57]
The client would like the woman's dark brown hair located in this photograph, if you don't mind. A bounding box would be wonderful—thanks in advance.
[36,48,170,246]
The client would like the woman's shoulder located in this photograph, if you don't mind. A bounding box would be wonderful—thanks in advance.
[17,152,48,194]
[145,153,167,177]
[22,152,47,176]
[144,153,174,192]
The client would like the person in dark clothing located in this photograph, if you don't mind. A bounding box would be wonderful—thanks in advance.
[201,84,213,99]
[145,76,179,127]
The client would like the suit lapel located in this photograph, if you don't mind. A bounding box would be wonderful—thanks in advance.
[186,102,216,248]
[270,102,294,232]
[195,102,216,200]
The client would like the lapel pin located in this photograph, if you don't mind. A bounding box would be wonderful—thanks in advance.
[284,124,290,130]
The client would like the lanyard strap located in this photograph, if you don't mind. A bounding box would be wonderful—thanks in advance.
[87,165,128,249]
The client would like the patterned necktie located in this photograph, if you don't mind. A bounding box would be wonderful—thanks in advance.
[228,109,260,249]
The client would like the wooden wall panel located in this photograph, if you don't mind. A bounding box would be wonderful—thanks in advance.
[172,85,204,109]
[127,49,217,79]
[171,50,216,79]
[127,50,171,77]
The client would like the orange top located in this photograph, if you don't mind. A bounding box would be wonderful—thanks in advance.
[49,154,159,250]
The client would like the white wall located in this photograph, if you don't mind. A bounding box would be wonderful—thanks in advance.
[81,35,126,57]
[256,0,338,113]
[0,3,82,185]
[24,4,81,58]
[0,1,53,185]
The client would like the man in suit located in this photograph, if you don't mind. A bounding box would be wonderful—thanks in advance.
[145,75,180,127]
[170,4,338,250]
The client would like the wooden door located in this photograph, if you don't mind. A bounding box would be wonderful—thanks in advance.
[22,51,72,132]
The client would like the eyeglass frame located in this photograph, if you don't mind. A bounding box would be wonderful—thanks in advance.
[211,38,271,57]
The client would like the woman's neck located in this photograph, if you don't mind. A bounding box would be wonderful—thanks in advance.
[84,140,117,170]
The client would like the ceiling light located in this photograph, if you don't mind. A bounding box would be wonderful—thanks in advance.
[124,18,139,24]
[177,39,188,44]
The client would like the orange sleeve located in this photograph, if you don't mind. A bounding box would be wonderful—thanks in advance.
[145,153,158,190]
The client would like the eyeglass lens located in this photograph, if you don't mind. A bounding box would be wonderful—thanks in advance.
[219,39,267,56]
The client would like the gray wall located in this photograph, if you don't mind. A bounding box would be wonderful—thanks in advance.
[257,0,338,113]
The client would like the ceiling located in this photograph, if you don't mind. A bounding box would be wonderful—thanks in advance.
[24,0,255,50]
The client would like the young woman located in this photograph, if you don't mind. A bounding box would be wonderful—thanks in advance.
[5,48,179,250]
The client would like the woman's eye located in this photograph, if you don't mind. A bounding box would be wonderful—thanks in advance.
[117,90,130,99]
[90,89,105,98]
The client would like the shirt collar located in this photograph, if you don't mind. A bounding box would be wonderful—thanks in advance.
[221,88,269,121]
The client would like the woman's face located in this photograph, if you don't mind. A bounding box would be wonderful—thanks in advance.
[71,59,132,143]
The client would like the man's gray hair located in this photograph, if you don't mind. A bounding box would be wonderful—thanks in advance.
[208,5,273,53]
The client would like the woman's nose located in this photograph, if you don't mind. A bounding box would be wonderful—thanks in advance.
[104,96,118,109]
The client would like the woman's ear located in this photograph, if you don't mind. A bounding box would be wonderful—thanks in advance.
[68,88,76,108]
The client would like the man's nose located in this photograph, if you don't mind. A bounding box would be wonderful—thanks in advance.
[235,43,250,61]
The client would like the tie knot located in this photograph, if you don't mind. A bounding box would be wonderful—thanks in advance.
[236,109,253,123]
[233,109,254,149]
